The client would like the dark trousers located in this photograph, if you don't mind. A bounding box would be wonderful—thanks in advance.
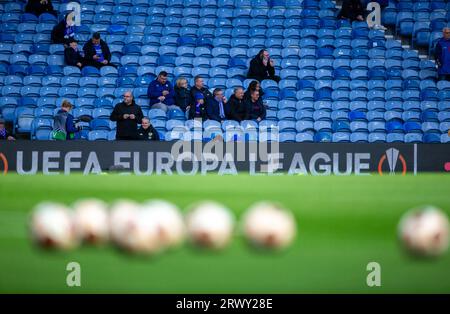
[116,135,138,140]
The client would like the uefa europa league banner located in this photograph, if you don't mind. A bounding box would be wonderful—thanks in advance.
[0,141,449,175]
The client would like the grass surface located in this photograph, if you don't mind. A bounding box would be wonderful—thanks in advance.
[0,173,449,293]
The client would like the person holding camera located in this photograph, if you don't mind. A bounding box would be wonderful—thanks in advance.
[247,49,280,83]
[207,88,230,122]
[52,100,80,140]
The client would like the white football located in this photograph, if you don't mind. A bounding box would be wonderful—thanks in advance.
[109,199,140,249]
[185,201,235,249]
[73,198,109,244]
[398,206,449,257]
[141,200,185,249]
[242,202,297,249]
[30,202,78,250]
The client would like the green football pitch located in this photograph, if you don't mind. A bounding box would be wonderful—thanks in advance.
[0,173,449,293]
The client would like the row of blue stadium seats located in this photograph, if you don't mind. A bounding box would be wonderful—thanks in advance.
[2,65,440,82]
[21,113,450,134]
[1,0,324,11]
[10,106,450,132]
[0,22,383,39]
[2,77,449,94]
[0,49,429,68]
[29,128,450,143]
[0,27,387,48]
[2,86,450,105]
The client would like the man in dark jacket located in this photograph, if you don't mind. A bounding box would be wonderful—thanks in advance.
[147,71,176,111]
[0,119,14,140]
[245,90,266,122]
[110,91,144,140]
[228,87,247,122]
[190,75,213,107]
[435,27,450,81]
[207,88,230,122]
[137,117,160,141]
[25,0,57,17]
[83,32,112,69]
[337,0,365,21]
[64,38,85,69]
[247,49,280,83]
[51,13,75,47]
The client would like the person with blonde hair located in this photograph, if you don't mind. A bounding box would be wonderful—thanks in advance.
[174,77,190,112]
[52,100,80,140]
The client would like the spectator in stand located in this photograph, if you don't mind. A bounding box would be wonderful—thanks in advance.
[435,27,450,81]
[52,100,80,140]
[247,49,280,83]
[244,80,265,101]
[190,76,213,106]
[207,88,229,122]
[110,91,144,140]
[337,0,365,22]
[25,0,57,17]
[137,117,160,141]
[189,93,207,120]
[147,71,176,111]
[51,13,75,47]
[174,77,190,113]
[228,87,247,122]
[0,119,15,141]
[64,38,85,69]
[83,32,113,69]
[245,90,266,122]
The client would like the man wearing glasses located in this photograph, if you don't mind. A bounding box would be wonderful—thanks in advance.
[110,91,144,140]
[435,28,450,81]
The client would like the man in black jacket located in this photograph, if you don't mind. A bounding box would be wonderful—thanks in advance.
[137,117,160,141]
[228,87,247,122]
[64,39,85,69]
[190,76,213,108]
[83,32,112,69]
[51,13,75,47]
[247,49,280,83]
[110,91,144,140]
[25,0,57,17]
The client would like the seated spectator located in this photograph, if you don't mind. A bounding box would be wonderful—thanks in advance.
[190,75,213,106]
[64,38,85,69]
[228,87,247,122]
[244,80,265,101]
[189,93,207,120]
[435,27,450,81]
[0,119,14,141]
[137,117,160,141]
[83,32,113,69]
[25,0,57,17]
[207,88,229,122]
[147,71,176,111]
[52,100,80,140]
[247,49,280,83]
[110,91,144,140]
[245,90,266,122]
[51,13,75,47]
[337,0,365,21]
[174,77,190,112]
